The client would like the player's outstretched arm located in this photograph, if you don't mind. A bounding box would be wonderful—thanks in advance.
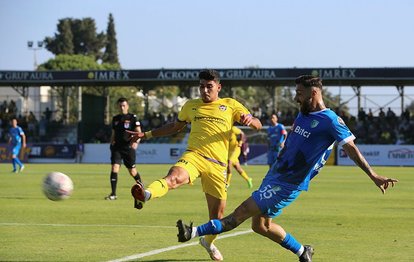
[240,114,262,130]
[126,130,145,144]
[342,141,398,194]
[127,121,187,143]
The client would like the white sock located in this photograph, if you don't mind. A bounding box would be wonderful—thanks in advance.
[191,227,198,239]
[144,190,151,201]
[296,245,304,257]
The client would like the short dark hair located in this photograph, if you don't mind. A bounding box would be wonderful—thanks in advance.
[199,69,221,83]
[117,97,128,104]
[295,75,322,89]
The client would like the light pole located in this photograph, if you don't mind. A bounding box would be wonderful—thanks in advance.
[27,40,44,70]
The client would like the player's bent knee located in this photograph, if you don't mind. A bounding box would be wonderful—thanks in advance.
[165,175,189,189]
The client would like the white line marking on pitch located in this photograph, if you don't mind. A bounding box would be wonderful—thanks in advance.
[0,222,174,229]
[106,229,253,262]
[1,222,252,261]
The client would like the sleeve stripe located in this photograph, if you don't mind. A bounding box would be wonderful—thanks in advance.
[338,135,356,147]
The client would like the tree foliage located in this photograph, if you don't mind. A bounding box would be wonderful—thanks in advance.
[44,18,106,61]
[48,19,74,54]
[39,54,104,70]
[407,101,414,114]
[102,13,119,65]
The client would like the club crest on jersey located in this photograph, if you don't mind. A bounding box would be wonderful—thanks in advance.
[337,117,345,126]
[124,120,130,129]
[219,105,227,111]
[310,120,319,128]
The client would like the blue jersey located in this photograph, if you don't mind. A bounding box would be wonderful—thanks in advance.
[267,123,287,150]
[9,126,24,146]
[270,109,355,191]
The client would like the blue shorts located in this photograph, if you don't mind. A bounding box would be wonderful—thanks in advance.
[12,145,21,156]
[252,174,301,218]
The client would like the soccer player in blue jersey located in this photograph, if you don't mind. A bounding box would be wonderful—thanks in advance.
[176,75,398,262]
[267,113,287,168]
[8,118,26,173]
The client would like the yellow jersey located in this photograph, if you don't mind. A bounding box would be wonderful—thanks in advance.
[178,98,250,165]
[228,126,242,155]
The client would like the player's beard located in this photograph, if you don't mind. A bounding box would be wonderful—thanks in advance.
[300,98,312,115]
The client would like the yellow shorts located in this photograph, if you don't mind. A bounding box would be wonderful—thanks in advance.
[228,146,241,164]
[174,151,228,200]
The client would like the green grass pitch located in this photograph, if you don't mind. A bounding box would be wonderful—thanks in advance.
[0,163,412,261]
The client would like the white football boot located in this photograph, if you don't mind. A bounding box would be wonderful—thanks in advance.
[199,237,223,261]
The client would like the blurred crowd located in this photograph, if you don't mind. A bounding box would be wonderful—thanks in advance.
[0,100,58,143]
[1,98,413,145]
[349,107,413,144]
[252,106,413,145]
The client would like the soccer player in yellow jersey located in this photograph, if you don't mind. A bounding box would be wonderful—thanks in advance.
[227,126,253,188]
[128,69,262,261]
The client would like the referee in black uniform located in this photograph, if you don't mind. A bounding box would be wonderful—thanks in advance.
[105,97,142,200]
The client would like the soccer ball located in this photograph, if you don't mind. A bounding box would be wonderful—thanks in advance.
[42,172,74,201]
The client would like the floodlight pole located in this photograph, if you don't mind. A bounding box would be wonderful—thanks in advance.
[27,40,44,70]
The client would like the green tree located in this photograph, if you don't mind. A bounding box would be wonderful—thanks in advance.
[44,19,74,55]
[39,54,104,70]
[44,18,106,61]
[102,13,119,65]
[38,54,121,124]
[406,101,414,114]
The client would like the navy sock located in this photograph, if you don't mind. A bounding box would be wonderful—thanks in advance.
[110,172,118,195]
[280,233,302,255]
[197,219,223,236]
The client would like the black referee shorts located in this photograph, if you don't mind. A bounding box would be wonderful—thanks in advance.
[111,145,136,169]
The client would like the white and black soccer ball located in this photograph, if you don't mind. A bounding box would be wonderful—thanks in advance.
[42,172,74,201]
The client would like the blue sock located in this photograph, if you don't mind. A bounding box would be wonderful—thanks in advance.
[12,159,17,170]
[280,233,302,254]
[15,157,23,167]
[197,219,223,236]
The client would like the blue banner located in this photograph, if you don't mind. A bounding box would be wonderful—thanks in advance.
[29,144,76,159]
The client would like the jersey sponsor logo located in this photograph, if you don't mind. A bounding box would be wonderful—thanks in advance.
[177,159,188,165]
[293,125,311,138]
[124,120,130,129]
[310,120,319,128]
[194,116,226,125]
[219,105,227,111]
